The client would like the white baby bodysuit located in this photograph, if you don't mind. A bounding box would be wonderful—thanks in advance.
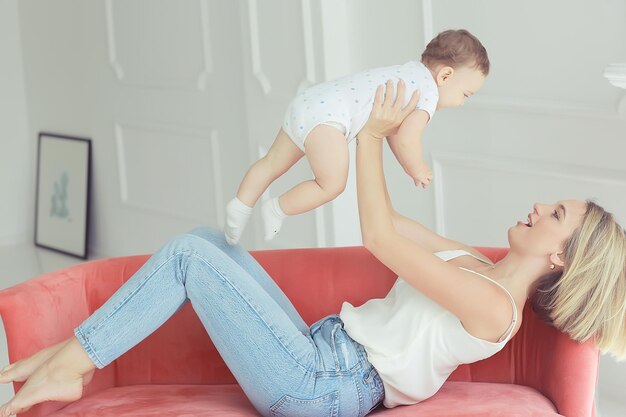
[282,61,439,151]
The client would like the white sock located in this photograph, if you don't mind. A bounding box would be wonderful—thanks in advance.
[261,197,287,241]
[224,197,253,245]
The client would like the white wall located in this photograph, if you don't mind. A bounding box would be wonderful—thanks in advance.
[328,0,431,247]
[17,0,252,256]
[332,0,626,247]
[0,0,30,246]
[237,0,331,249]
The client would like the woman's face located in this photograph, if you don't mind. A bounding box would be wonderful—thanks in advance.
[508,200,587,258]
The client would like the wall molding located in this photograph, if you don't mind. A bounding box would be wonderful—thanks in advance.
[115,121,220,221]
[604,63,626,90]
[247,0,315,98]
[197,0,214,91]
[422,2,622,121]
[421,0,433,48]
[432,151,626,235]
[314,203,327,248]
[105,0,213,91]
[0,233,30,247]
[247,0,271,95]
[105,0,124,80]
[465,95,621,121]
[298,0,316,93]
[256,143,269,246]
[257,143,269,203]
[210,131,224,227]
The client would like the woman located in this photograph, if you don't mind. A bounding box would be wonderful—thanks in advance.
[1,81,625,417]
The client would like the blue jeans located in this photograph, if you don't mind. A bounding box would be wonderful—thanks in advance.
[74,227,384,417]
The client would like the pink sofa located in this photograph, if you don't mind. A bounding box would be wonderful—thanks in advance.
[0,246,598,417]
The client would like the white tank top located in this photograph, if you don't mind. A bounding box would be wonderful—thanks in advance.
[339,249,518,408]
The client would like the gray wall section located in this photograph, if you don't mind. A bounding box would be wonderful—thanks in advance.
[0,0,30,246]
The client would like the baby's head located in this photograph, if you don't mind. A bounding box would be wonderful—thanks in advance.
[421,29,489,109]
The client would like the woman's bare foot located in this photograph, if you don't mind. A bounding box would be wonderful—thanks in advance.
[0,340,70,384]
[0,337,96,417]
[82,369,95,386]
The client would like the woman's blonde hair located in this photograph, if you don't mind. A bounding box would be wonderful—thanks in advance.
[531,200,626,360]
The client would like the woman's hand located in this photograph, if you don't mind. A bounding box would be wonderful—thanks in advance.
[359,79,420,141]
[355,79,420,245]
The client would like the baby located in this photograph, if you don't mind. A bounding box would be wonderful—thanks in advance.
[224,29,489,244]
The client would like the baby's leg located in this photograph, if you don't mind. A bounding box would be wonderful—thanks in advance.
[262,124,348,240]
[224,129,304,245]
[236,129,305,207]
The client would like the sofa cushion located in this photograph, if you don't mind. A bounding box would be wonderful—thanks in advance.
[48,385,257,417]
[368,381,563,416]
[47,381,561,417]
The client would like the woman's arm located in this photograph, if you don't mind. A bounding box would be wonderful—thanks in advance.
[393,211,497,264]
[390,207,494,263]
[356,80,511,341]
[379,104,490,260]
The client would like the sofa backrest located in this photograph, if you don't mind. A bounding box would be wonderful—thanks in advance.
[0,245,599,417]
[114,246,401,386]
[79,245,579,387]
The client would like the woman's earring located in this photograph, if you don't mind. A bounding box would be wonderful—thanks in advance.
[549,264,555,270]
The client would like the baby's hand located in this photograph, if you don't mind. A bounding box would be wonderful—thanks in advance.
[412,161,433,189]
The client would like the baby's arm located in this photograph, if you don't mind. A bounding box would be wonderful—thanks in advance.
[386,109,432,188]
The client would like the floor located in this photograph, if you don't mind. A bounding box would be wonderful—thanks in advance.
[0,243,624,416]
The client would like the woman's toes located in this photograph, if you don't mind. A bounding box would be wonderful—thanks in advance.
[0,402,13,417]
[9,403,32,416]
[0,342,70,385]
[0,367,16,384]
[0,364,29,384]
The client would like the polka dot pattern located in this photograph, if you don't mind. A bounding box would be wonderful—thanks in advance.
[282,61,439,152]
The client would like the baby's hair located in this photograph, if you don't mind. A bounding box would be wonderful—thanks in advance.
[421,29,490,75]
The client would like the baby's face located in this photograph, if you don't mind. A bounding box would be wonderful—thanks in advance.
[434,65,486,109]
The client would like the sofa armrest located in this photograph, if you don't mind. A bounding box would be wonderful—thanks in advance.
[476,247,599,416]
[539,332,599,417]
[0,256,148,417]
[0,256,152,358]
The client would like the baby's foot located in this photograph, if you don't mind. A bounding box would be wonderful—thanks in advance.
[224,197,253,245]
[261,197,287,241]
[0,340,68,384]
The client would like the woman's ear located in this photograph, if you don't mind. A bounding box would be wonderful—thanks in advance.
[436,66,454,85]
[550,252,565,267]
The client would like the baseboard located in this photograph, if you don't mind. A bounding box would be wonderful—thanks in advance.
[0,233,29,247]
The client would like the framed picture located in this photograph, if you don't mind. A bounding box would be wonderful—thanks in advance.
[35,132,91,259]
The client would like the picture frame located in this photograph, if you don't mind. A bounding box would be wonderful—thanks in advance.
[35,132,92,259]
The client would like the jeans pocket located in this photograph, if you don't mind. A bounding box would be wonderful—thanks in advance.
[270,391,339,417]
[363,366,384,412]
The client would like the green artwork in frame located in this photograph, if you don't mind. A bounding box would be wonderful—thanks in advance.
[35,132,91,259]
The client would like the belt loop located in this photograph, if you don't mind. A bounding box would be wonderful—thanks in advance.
[330,322,344,370]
